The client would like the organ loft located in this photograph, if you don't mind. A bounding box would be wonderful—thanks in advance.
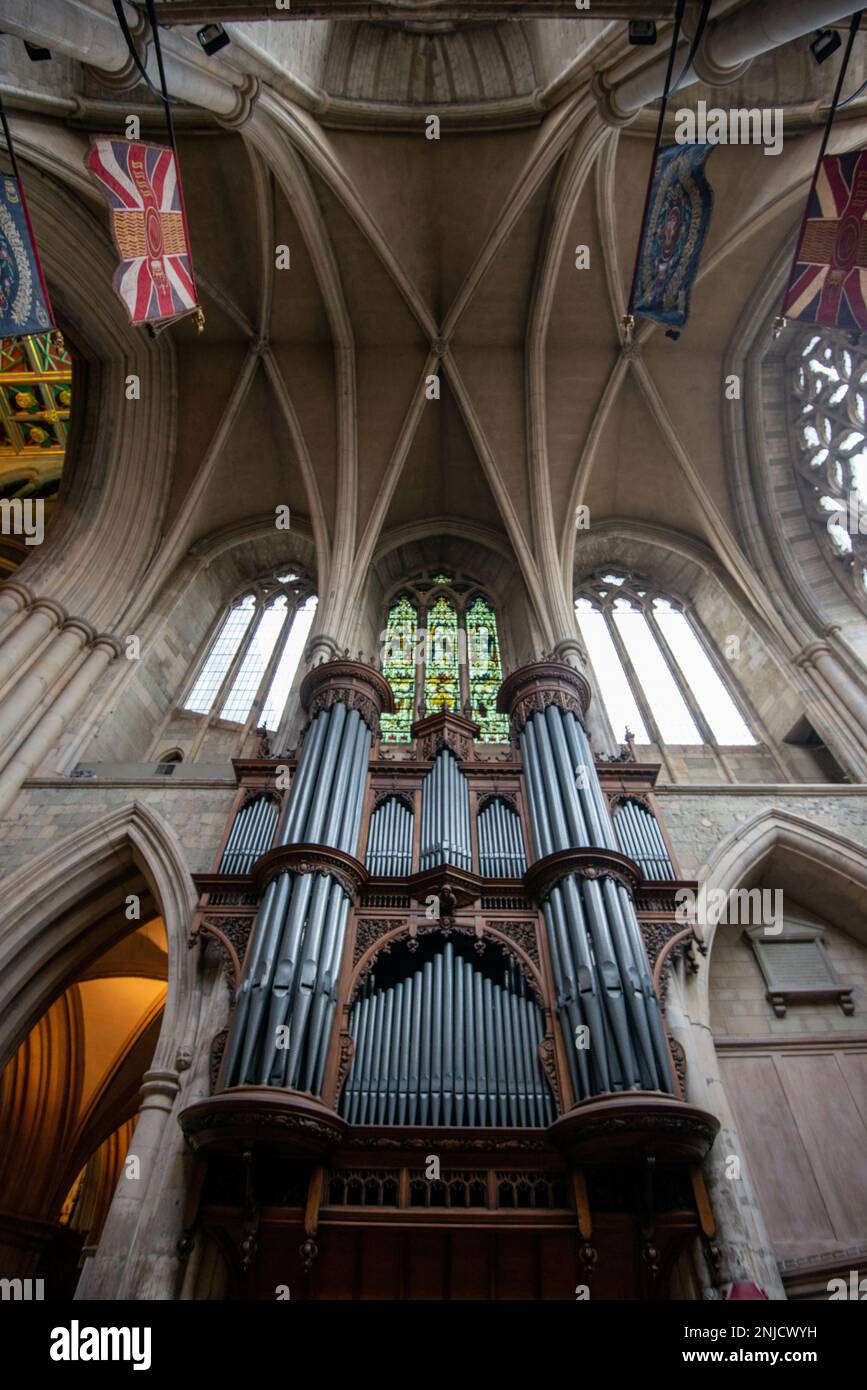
[1,1,867,1312]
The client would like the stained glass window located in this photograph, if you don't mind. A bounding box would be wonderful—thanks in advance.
[380,595,418,743]
[425,596,461,713]
[467,595,509,741]
[379,576,511,744]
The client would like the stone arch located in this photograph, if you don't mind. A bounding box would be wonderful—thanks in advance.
[0,147,175,632]
[0,800,198,1073]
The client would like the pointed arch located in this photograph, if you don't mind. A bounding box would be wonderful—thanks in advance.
[0,801,198,1073]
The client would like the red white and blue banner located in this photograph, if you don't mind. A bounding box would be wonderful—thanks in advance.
[632,144,715,329]
[85,137,198,328]
[0,175,54,339]
[783,150,867,332]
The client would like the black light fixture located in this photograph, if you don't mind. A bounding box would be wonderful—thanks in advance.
[810,28,842,64]
[24,41,52,62]
[629,20,657,46]
[196,23,230,57]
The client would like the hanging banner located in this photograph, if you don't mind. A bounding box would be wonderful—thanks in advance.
[783,149,867,332]
[85,137,198,329]
[632,143,715,330]
[0,176,54,339]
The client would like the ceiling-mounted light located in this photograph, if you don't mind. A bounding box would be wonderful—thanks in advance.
[24,41,52,62]
[196,23,230,57]
[629,20,657,46]
[810,28,842,64]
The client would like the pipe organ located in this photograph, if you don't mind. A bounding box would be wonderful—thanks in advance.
[342,939,553,1128]
[613,797,674,880]
[218,794,279,874]
[478,796,526,878]
[182,658,718,1300]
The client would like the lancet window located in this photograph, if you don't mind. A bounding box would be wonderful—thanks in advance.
[183,573,317,732]
[380,575,509,743]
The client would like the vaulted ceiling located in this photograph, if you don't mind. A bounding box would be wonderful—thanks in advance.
[5,3,867,645]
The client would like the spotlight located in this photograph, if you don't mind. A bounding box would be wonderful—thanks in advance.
[24,41,52,62]
[810,28,842,64]
[629,20,657,46]
[196,23,230,57]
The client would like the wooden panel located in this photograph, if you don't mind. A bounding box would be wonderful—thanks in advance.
[719,1054,836,1258]
[838,1050,867,1131]
[494,1231,537,1299]
[448,1229,491,1299]
[776,1053,867,1247]
[404,1230,447,1299]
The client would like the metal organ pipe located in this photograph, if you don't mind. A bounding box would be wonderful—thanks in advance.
[519,704,672,1100]
[341,941,554,1127]
[479,798,527,878]
[420,751,471,870]
[221,701,374,1090]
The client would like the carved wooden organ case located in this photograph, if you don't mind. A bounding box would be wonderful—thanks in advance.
[180,659,720,1300]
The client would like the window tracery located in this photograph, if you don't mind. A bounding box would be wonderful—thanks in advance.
[380,574,509,743]
[574,572,755,748]
[183,572,317,732]
[792,331,867,598]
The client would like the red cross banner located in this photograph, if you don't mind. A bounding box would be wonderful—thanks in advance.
[85,136,199,329]
[783,149,867,332]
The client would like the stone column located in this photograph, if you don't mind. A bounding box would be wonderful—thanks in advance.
[0,618,93,753]
[0,581,33,642]
[0,634,120,816]
[0,598,64,692]
[797,639,867,738]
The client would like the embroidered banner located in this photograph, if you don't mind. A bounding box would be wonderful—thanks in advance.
[85,137,198,328]
[632,143,715,329]
[0,176,53,339]
[783,149,867,332]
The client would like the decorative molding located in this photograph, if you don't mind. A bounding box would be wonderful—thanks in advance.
[193,914,255,1003]
[353,917,406,965]
[497,660,591,735]
[252,843,368,900]
[525,847,643,904]
[300,659,393,735]
[373,789,414,815]
[486,918,539,967]
[335,1031,356,1101]
[477,790,519,815]
[210,1028,228,1092]
[412,709,479,762]
[538,1035,562,1112]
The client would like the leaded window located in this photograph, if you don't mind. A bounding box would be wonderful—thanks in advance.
[792,331,867,597]
[575,572,755,748]
[380,575,509,743]
[183,573,317,732]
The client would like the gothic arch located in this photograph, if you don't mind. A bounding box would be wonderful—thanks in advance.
[0,801,198,1072]
[687,807,867,1020]
[0,148,175,632]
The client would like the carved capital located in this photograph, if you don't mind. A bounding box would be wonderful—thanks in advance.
[411,709,479,762]
[525,848,642,904]
[252,843,368,900]
[497,661,591,736]
[300,659,393,734]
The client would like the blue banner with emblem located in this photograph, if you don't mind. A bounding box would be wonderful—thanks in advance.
[632,143,715,329]
[0,175,53,339]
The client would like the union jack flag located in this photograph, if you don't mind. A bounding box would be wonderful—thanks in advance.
[784,150,867,332]
[85,137,198,329]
